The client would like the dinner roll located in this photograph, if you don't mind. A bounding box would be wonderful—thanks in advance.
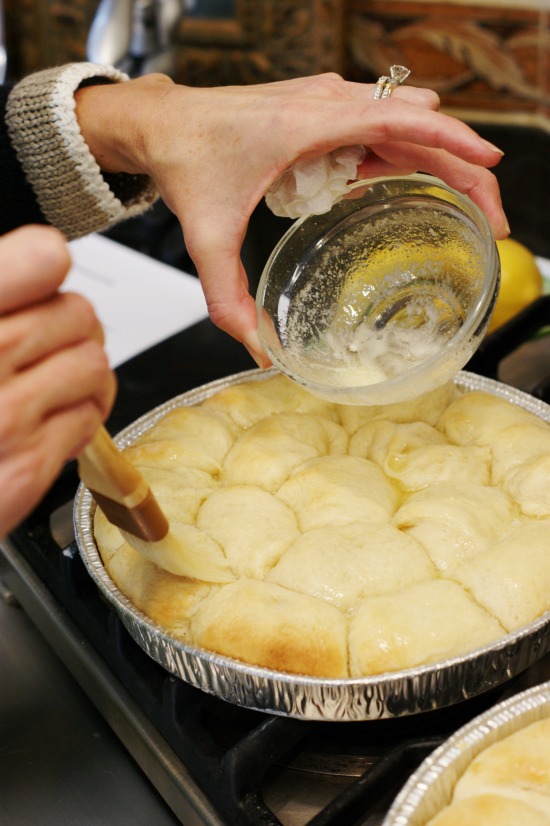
[196,485,299,578]
[452,520,550,631]
[266,521,435,611]
[190,579,349,677]
[276,455,399,530]
[393,483,516,573]
[425,794,550,826]
[348,579,505,676]
[222,412,347,492]
[350,419,491,490]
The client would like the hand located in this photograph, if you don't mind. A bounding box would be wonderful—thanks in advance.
[76,73,509,364]
[0,225,116,536]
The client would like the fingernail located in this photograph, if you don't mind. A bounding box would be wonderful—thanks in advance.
[482,139,504,156]
[246,347,271,368]
[242,329,271,368]
[244,342,271,369]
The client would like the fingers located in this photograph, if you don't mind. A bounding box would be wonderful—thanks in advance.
[224,77,497,173]
[0,225,117,536]
[183,221,268,365]
[0,291,105,380]
[0,337,116,452]
[357,152,418,180]
[0,399,105,536]
[0,334,116,537]
[0,225,116,420]
[364,141,509,238]
[254,72,441,113]
[0,225,71,312]
[128,72,508,352]
[352,100,504,170]
[393,85,440,111]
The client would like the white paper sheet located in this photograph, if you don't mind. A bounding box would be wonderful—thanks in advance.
[65,234,208,367]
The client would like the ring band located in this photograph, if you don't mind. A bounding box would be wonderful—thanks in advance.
[374,65,411,100]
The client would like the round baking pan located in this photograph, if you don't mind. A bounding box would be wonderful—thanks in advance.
[382,679,550,824]
[75,369,550,721]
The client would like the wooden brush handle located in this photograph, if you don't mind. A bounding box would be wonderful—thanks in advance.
[77,425,149,508]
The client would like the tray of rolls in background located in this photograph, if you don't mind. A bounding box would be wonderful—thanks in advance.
[383,679,550,824]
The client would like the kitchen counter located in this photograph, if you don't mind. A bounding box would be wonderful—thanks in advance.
[0,577,180,826]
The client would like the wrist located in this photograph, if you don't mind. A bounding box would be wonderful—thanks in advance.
[6,63,158,238]
[75,73,176,176]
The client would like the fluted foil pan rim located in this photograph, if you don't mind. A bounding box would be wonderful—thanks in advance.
[383,679,550,825]
[74,369,550,721]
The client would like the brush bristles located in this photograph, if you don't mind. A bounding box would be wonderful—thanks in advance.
[119,526,236,583]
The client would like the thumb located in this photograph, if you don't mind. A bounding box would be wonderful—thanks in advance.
[185,225,270,367]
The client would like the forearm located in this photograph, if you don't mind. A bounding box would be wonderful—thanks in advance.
[3,63,159,239]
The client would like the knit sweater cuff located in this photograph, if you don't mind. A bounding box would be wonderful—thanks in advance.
[6,63,158,239]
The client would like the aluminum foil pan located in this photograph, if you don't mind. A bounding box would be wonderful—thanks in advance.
[75,368,550,721]
[383,679,550,825]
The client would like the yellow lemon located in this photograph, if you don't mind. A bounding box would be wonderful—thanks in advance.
[489,238,543,333]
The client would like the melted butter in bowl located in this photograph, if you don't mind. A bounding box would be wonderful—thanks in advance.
[257,174,499,405]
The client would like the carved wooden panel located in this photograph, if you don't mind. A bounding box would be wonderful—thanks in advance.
[176,0,345,85]
[4,0,99,78]
[346,0,549,119]
[3,0,549,128]
[5,0,344,84]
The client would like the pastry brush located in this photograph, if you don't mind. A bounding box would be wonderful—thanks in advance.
[77,425,234,582]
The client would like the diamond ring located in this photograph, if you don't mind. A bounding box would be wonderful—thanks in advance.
[373,65,411,99]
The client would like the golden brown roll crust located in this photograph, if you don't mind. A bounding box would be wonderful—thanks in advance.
[102,541,217,640]
[453,718,550,811]
[189,579,348,677]
[93,374,550,679]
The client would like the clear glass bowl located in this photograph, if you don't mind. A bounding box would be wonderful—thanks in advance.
[256,174,500,405]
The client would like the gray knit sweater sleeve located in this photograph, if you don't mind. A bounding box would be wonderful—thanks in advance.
[5,63,158,239]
